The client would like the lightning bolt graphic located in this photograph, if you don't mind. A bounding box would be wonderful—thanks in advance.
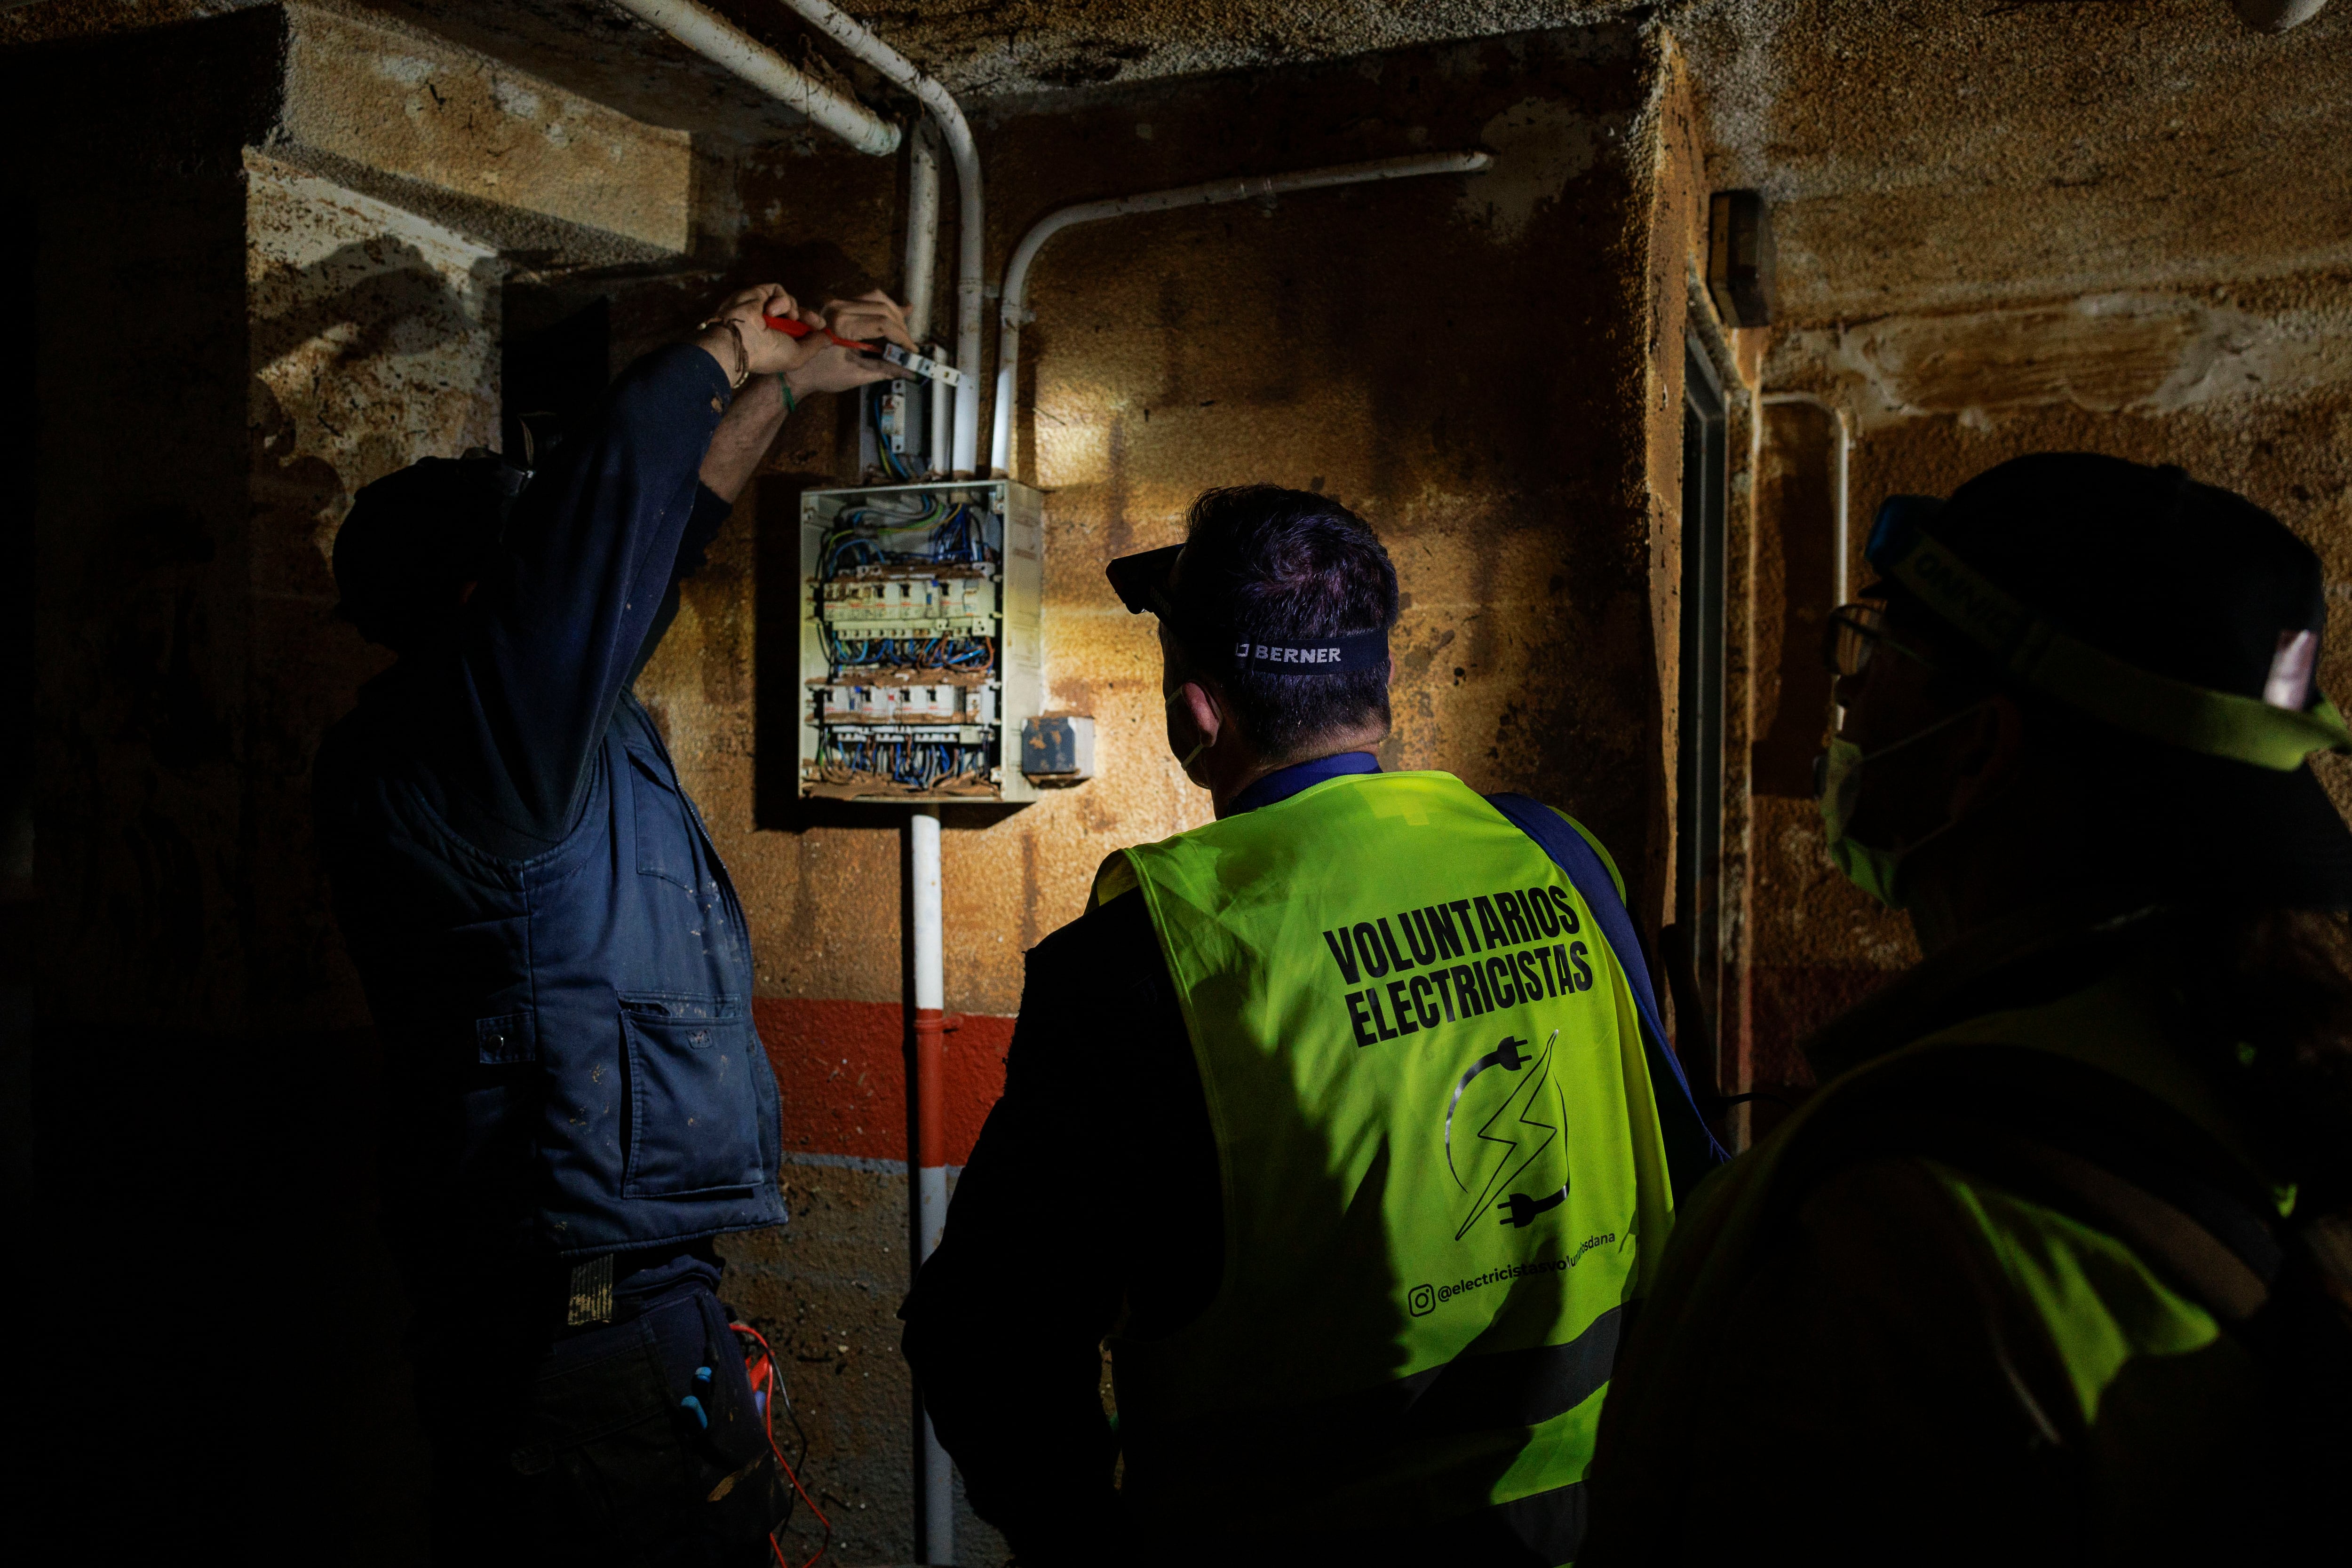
[1454,1036,1562,1241]
[1445,1031,1536,1189]
[1497,1075,1572,1229]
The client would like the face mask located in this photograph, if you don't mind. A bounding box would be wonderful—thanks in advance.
[1817,705,1984,909]
[1166,687,1208,772]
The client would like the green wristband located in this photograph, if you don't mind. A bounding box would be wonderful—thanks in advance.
[777,376,798,416]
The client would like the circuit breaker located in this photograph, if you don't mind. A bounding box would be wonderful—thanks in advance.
[798,479,1043,803]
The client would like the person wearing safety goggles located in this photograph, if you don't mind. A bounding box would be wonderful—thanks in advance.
[1582,452,2352,1563]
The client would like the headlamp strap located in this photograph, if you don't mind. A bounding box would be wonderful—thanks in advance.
[1871,512,2352,771]
[1224,630,1390,674]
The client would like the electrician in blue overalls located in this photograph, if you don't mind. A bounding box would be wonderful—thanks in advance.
[315,281,911,1564]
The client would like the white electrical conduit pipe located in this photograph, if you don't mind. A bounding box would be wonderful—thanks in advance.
[899,124,954,475]
[988,151,1494,478]
[605,0,899,156]
[1759,392,1852,604]
[780,0,985,475]
[906,805,949,1565]
[761,15,977,1554]
[901,123,940,342]
[2232,0,2331,31]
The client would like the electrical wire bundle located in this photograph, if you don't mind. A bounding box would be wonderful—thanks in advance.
[818,492,993,583]
[818,734,990,790]
[808,466,1002,798]
[820,630,995,672]
[869,383,917,482]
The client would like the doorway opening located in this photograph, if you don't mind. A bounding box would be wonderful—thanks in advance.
[1674,336,1727,1091]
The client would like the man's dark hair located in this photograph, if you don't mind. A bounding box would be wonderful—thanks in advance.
[1167,485,1398,760]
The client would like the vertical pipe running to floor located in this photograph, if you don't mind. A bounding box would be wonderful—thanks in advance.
[907,806,950,1563]
[769,11,969,1546]
[902,123,940,345]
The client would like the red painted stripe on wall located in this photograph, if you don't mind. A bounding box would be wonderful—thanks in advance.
[754,997,1012,1166]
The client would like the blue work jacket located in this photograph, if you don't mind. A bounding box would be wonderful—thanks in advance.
[315,344,786,1265]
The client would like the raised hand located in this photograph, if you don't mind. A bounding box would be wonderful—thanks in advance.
[695,284,826,384]
[784,289,919,397]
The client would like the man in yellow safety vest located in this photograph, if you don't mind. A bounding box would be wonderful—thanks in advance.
[1584,453,2352,1563]
[902,485,1723,1565]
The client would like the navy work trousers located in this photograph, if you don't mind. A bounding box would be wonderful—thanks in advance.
[416,1283,791,1566]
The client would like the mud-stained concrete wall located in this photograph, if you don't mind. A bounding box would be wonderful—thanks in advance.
[279,5,696,255]
[245,150,507,1027]
[1742,269,2352,1099]
[663,20,1686,1017]
[24,13,278,1036]
[16,10,435,1550]
[1637,32,1703,953]
[1679,0,2352,321]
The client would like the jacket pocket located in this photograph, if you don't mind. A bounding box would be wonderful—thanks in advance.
[625,747,707,894]
[477,1011,537,1065]
[618,992,764,1198]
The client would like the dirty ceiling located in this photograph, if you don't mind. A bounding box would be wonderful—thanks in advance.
[821,0,2352,324]
[10,0,2346,322]
[1675,0,2352,323]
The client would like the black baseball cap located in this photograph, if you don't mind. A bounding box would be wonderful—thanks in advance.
[1864,452,2352,907]
[1105,541,1389,676]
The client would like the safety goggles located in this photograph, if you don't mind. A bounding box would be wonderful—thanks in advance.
[1858,494,2350,770]
[1821,601,1936,680]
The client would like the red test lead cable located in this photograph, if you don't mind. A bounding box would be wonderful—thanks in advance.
[731,1320,833,1568]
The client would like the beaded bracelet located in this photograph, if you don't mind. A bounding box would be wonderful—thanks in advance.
[694,317,751,389]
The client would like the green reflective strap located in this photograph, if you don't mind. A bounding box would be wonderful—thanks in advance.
[1932,1165,2219,1426]
[1883,531,2352,771]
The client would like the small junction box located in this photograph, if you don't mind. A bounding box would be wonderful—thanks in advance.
[1019,715,1096,784]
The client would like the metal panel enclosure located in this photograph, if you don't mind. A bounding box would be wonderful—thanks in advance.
[797,480,1043,805]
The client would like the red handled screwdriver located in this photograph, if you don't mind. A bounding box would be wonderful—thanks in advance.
[761,313,964,389]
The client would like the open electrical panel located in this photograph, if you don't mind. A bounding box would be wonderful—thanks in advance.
[797,478,1043,803]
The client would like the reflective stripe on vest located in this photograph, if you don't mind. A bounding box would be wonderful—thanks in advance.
[1930,1163,2222,1427]
[1101,770,1675,1541]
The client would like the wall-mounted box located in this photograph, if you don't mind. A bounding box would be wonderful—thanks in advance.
[1707,190,1776,328]
[1020,715,1096,784]
[798,479,1043,804]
